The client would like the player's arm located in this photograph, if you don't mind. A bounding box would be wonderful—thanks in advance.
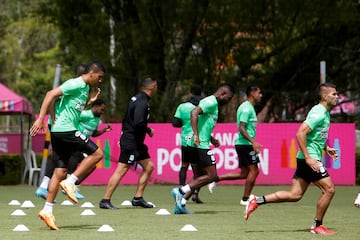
[30,87,63,136]
[239,122,261,153]
[133,100,154,137]
[92,125,112,137]
[190,106,203,146]
[296,122,320,172]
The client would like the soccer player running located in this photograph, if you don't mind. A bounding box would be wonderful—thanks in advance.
[172,84,204,203]
[30,61,106,230]
[171,83,234,214]
[245,82,339,235]
[35,64,108,200]
[208,85,262,206]
[99,77,157,209]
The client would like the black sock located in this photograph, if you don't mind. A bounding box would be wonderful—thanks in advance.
[101,199,110,203]
[214,176,220,182]
[133,196,143,200]
[313,218,322,227]
[179,167,187,186]
[242,196,249,201]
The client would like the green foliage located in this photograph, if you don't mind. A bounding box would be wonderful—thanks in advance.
[0,154,22,185]
[1,0,360,123]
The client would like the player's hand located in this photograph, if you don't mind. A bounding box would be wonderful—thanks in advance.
[252,141,261,154]
[326,147,338,160]
[306,157,320,172]
[89,87,101,104]
[106,125,112,132]
[211,137,220,147]
[30,119,43,136]
[147,128,154,137]
[193,134,200,147]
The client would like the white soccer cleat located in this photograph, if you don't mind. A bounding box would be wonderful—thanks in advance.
[208,182,216,194]
[354,193,360,208]
[240,199,248,206]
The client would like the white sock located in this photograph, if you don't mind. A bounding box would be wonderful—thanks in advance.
[67,174,78,184]
[181,198,187,206]
[40,176,50,189]
[43,202,53,214]
[181,184,191,194]
[66,174,71,179]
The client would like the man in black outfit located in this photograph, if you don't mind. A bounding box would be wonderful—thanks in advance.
[99,77,157,209]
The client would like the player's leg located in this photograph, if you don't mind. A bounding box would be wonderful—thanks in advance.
[310,176,336,234]
[35,155,56,199]
[131,157,155,208]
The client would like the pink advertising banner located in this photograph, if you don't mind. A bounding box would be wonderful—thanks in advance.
[82,123,356,185]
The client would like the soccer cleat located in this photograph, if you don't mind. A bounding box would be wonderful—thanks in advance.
[131,197,154,208]
[354,193,360,208]
[38,210,59,230]
[191,195,204,204]
[244,194,258,220]
[74,186,85,200]
[99,199,118,210]
[310,225,336,235]
[35,187,48,200]
[173,205,191,214]
[240,199,248,206]
[208,182,216,194]
[59,180,78,204]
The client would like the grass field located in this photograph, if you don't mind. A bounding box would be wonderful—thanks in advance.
[1,184,360,240]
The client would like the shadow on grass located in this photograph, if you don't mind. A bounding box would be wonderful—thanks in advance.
[192,210,218,214]
[59,224,99,230]
[245,228,311,233]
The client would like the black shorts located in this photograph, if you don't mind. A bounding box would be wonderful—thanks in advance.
[235,145,260,168]
[51,131,98,168]
[293,158,330,183]
[181,146,198,164]
[195,148,216,168]
[119,143,150,165]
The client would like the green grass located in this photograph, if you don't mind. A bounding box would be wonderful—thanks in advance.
[0,185,359,240]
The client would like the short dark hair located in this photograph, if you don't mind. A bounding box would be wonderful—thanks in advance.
[85,60,106,73]
[91,99,106,107]
[317,82,336,100]
[75,64,87,77]
[219,83,235,94]
[190,84,202,96]
[246,85,259,97]
[141,77,156,88]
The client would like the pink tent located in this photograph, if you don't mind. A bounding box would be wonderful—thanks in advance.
[0,83,32,157]
[0,83,32,115]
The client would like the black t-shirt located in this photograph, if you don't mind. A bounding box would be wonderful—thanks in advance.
[120,91,150,149]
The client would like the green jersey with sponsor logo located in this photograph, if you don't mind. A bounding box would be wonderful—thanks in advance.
[52,77,89,132]
[297,104,330,160]
[190,95,218,149]
[174,101,196,146]
[235,100,257,145]
[77,109,100,138]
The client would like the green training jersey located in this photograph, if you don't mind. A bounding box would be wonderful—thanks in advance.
[235,100,257,145]
[297,103,330,160]
[77,109,100,138]
[189,95,218,149]
[174,101,196,146]
[52,77,89,132]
